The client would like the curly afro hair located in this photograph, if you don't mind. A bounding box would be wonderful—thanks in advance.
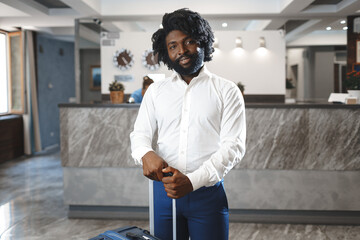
[151,8,215,70]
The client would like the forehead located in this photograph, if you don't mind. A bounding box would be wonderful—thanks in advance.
[165,30,190,44]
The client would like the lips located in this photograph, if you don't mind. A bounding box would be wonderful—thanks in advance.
[180,57,190,64]
[177,55,191,66]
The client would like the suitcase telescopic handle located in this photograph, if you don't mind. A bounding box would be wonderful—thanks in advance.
[162,172,176,240]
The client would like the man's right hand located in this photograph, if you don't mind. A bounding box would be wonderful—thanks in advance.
[141,151,168,181]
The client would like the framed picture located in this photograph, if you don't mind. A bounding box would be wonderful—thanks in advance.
[90,65,101,90]
[353,63,360,72]
[357,40,360,63]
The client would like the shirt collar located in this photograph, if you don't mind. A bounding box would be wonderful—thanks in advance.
[170,65,212,83]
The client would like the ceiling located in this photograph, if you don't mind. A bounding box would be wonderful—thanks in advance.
[1,0,360,46]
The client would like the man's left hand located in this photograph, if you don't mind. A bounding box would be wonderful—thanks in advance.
[162,167,193,199]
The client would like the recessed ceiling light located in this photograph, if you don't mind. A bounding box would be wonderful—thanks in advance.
[326,26,331,31]
[343,26,348,30]
[340,20,346,24]
[222,22,228,28]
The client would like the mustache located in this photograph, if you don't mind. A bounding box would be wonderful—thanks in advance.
[175,53,196,64]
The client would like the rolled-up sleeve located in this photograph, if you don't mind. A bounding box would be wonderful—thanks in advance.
[130,85,157,165]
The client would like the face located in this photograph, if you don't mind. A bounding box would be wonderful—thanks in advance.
[165,30,204,76]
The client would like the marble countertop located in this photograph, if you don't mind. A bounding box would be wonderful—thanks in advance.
[58,102,360,109]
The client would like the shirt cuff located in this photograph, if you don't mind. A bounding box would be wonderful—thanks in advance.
[131,147,154,165]
[186,167,210,191]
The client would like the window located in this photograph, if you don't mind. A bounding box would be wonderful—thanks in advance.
[0,31,24,115]
[0,32,8,114]
[8,32,24,114]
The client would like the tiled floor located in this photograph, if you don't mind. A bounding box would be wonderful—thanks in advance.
[0,150,359,240]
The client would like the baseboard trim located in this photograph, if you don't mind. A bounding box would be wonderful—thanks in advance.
[229,209,360,225]
[68,206,360,225]
[68,205,149,220]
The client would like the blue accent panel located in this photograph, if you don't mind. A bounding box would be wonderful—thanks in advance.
[36,34,75,149]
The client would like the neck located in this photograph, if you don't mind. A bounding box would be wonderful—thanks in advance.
[180,65,204,84]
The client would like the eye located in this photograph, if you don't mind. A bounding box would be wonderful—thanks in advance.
[168,44,176,50]
[185,39,197,45]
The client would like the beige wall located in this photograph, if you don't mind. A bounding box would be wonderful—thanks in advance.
[101,30,286,95]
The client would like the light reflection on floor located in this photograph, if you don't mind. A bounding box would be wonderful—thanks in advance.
[0,202,11,236]
[0,150,359,240]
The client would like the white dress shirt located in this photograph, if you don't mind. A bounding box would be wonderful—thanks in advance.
[130,66,246,191]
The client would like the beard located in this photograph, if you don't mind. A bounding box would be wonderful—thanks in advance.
[168,48,205,76]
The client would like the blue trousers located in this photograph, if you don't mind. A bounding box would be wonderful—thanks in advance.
[153,180,229,240]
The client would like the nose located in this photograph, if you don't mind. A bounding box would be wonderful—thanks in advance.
[177,43,187,56]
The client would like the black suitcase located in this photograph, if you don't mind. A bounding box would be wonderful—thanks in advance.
[89,226,160,240]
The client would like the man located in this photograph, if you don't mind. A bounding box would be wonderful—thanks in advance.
[130,8,246,240]
[129,76,154,103]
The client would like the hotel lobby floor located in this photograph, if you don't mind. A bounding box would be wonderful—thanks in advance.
[1,151,359,240]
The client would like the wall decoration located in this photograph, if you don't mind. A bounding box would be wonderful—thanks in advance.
[142,49,160,70]
[353,63,360,72]
[113,48,134,70]
[90,65,101,90]
[114,75,134,82]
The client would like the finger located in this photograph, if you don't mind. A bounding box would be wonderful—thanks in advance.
[162,166,175,174]
[162,174,175,183]
[163,182,174,190]
[155,169,164,181]
[147,173,155,181]
[143,171,151,179]
[164,185,176,195]
[150,173,156,181]
[146,176,154,181]
[167,192,179,199]
[144,170,155,179]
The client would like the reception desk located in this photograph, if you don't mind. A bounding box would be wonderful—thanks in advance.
[59,103,360,224]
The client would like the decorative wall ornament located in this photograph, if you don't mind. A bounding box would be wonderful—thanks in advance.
[90,65,101,91]
[142,49,160,70]
[113,48,134,70]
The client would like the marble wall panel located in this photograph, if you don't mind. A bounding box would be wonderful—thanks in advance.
[224,169,360,210]
[60,108,138,167]
[63,167,148,206]
[60,107,360,170]
[304,109,360,170]
[238,108,360,170]
[63,167,360,211]
[238,109,309,169]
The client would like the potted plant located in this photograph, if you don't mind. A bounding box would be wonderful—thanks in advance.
[345,71,360,102]
[109,80,125,104]
[236,81,245,95]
